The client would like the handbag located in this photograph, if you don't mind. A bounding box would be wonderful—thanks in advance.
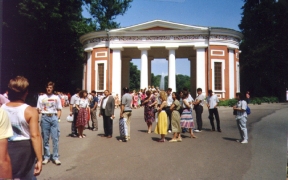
[66,115,74,122]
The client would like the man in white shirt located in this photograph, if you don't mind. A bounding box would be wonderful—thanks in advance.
[193,88,205,132]
[69,88,81,137]
[233,93,248,144]
[37,82,62,165]
[166,88,173,133]
[207,90,221,132]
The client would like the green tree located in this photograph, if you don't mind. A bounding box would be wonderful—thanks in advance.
[239,0,288,101]
[2,0,94,93]
[84,0,133,30]
[151,73,161,88]
[129,62,140,91]
[176,74,191,92]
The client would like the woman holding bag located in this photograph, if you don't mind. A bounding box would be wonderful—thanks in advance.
[142,90,157,133]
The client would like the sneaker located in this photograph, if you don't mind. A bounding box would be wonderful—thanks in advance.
[42,159,49,165]
[194,130,202,133]
[241,140,248,144]
[92,128,98,131]
[54,159,61,165]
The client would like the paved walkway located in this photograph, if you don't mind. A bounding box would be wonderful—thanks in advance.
[38,103,288,180]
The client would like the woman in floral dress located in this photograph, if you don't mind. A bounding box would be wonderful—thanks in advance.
[142,90,157,133]
[76,90,90,138]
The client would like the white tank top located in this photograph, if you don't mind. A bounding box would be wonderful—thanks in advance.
[1,104,30,141]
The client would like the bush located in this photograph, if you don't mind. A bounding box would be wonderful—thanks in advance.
[251,97,262,105]
[218,99,238,107]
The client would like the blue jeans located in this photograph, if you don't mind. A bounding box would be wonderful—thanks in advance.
[41,115,60,160]
[236,116,248,141]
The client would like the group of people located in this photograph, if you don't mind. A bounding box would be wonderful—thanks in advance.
[0,75,249,179]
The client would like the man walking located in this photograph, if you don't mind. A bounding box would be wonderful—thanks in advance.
[99,90,115,138]
[119,87,132,142]
[166,88,173,133]
[37,82,62,165]
[193,88,205,132]
[89,90,98,131]
[207,90,221,132]
[69,88,81,137]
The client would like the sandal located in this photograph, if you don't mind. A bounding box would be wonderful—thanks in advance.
[79,136,83,138]
[177,138,182,142]
[169,139,178,142]
[158,139,165,142]
[190,135,197,138]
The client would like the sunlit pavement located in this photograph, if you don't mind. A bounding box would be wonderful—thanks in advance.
[38,103,288,180]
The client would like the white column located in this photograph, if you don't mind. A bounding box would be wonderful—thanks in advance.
[86,52,92,92]
[166,46,178,92]
[195,47,206,96]
[82,64,86,90]
[229,49,235,99]
[111,48,123,96]
[139,47,150,89]
[189,56,197,97]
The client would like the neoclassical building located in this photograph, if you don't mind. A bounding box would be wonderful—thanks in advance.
[79,20,243,99]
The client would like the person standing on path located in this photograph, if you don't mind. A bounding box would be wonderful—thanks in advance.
[154,91,168,142]
[180,91,196,138]
[207,90,221,132]
[37,81,62,165]
[99,90,115,138]
[165,88,173,133]
[0,108,13,179]
[119,87,132,142]
[142,90,157,133]
[193,88,205,132]
[169,92,182,142]
[75,90,89,138]
[89,90,98,131]
[2,76,42,178]
[69,88,81,137]
[233,93,248,144]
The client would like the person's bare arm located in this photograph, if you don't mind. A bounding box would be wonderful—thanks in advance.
[170,103,175,111]
[158,101,167,112]
[69,104,73,116]
[25,106,42,176]
[120,104,124,118]
[183,100,191,109]
[0,139,12,179]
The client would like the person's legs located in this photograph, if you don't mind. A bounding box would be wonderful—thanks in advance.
[41,115,51,160]
[106,117,113,137]
[236,120,244,141]
[238,117,248,141]
[72,109,78,135]
[208,109,215,130]
[214,108,221,131]
[165,107,172,131]
[125,112,132,140]
[91,109,98,130]
[50,115,60,161]
[195,106,203,131]
[102,110,108,136]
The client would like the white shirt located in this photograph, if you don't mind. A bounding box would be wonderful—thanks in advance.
[195,94,205,106]
[77,98,89,108]
[207,94,219,109]
[37,94,62,114]
[236,100,247,119]
[70,94,80,107]
[188,94,194,103]
[167,93,173,106]
[102,96,109,109]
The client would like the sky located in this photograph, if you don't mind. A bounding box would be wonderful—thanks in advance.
[83,0,244,76]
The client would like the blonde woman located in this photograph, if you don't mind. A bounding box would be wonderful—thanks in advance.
[154,91,167,142]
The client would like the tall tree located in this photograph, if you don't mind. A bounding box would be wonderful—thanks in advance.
[84,0,133,30]
[2,0,94,94]
[129,62,140,91]
[239,0,288,100]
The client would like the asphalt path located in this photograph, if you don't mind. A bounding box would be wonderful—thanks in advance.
[37,103,288,180]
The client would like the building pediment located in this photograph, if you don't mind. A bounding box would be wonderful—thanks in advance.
[110,20,208,32]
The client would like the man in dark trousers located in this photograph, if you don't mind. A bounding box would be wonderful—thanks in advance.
[69,88,81,137]
[89,90,98,131]
[99,90,115,138]
[207,90,221,132]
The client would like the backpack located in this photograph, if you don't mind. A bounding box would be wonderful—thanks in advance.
[246,105,251,115]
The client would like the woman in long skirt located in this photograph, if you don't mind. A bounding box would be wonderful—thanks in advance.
[142,90,157,133]
[169,92,182,142]
[180,91,196,138]
[154,91,167,142]
[76,90,90,138]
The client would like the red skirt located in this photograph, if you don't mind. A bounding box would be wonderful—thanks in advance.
[76,108,88,127]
